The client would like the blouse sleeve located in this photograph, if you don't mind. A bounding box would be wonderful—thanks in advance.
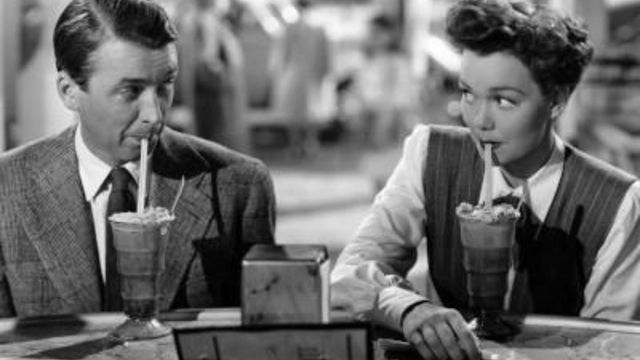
[581,180,640,321]
[331,125,434,331]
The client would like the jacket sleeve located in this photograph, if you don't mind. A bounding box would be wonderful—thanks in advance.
[0,196,17,318]
[239,162,277,247]
[182,158,277,308]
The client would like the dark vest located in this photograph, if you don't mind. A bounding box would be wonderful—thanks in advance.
[423,125,635,315]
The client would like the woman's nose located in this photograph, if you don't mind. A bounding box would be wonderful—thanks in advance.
[471,102,494,130]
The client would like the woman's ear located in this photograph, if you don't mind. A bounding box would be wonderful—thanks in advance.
[550,93,569,120]
[551,102,565,119]
[56,71,81,111]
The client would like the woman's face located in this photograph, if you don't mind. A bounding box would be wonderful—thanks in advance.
[458,50,556,178]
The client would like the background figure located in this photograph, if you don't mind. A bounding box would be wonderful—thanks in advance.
[174,0,248,152]
[270,0,331,156]
[354,14,417,149]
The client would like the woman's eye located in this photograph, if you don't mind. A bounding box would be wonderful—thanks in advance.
[461,89,475,103]
[496,97,516,109]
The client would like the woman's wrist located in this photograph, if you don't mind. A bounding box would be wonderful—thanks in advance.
[399,299,431,329]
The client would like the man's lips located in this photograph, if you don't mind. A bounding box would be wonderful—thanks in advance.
[126,131,161,144]
[128,123,164,141]
[125,134,159,155]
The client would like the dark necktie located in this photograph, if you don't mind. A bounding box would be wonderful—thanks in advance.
[105,168,136,311]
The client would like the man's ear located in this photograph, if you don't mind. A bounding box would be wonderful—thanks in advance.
[56,71,81,111]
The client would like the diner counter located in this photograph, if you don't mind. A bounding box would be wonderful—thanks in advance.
[0,309,241,360]
[1,309,640,359]
[480,315,640,360]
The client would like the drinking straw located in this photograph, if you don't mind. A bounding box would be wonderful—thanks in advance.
[137,138,149,214]
[170,176,186,215]
[483,143,493,208]
[516,196,525,212]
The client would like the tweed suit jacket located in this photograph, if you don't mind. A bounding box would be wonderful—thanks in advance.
[0,126,276,317]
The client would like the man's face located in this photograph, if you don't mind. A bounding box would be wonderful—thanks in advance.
[458,50,555,178]
[73,37,178,166]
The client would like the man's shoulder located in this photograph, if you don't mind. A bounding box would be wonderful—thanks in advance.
[0,127,75,189]
[160,128,269,178]
[0,127,74,162]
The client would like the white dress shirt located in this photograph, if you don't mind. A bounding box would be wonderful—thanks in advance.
[74,126,139,282]
[331,124,640,331]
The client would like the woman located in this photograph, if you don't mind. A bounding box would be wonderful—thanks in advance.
[331,1,640,359]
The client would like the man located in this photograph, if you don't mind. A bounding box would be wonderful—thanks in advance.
[0,0,275,317]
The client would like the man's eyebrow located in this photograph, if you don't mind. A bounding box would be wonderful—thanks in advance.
[166,64,178,74]
[117,69,178,85]
[165,68,178,79]
[117,78,147,86]
[159,66,179,82]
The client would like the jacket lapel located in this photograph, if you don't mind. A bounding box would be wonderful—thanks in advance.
[151,130,219,309]
[20,127,103,312]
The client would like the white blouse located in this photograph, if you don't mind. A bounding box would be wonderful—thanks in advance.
[331,124,640,331]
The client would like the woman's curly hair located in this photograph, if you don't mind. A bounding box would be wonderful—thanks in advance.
[446,0,594,103]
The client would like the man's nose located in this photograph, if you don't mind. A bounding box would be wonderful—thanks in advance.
[138,90,163,126]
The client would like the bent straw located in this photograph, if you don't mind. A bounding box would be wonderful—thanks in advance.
[170,176,186,215]
[483,143,493,208]
[137,138,149,214]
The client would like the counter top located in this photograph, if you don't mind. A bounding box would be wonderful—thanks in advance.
[376,315,640,360]
[0,309,240,359]
[2,309,640,359]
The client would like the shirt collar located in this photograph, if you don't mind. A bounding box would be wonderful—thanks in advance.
[491,133,565,216]
[75,125,139,201]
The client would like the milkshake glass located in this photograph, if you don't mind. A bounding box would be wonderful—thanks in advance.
[108,207,174,341]
[456,202,520,340]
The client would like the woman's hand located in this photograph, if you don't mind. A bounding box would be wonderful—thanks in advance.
[402,302,482,360]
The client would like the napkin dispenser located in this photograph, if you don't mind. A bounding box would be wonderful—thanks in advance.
[242,244,330,325]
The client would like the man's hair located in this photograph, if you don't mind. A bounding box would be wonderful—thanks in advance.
[446,0,594,103]
[53,0,178,90]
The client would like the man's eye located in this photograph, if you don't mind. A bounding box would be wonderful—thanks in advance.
[158,80,175,97]
[119,86,143,100]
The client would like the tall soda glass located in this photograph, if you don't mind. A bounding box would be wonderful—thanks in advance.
[456,203,520,340]
[108,207,174,341]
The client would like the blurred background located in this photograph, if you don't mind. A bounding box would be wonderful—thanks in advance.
[2,0,640,289]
